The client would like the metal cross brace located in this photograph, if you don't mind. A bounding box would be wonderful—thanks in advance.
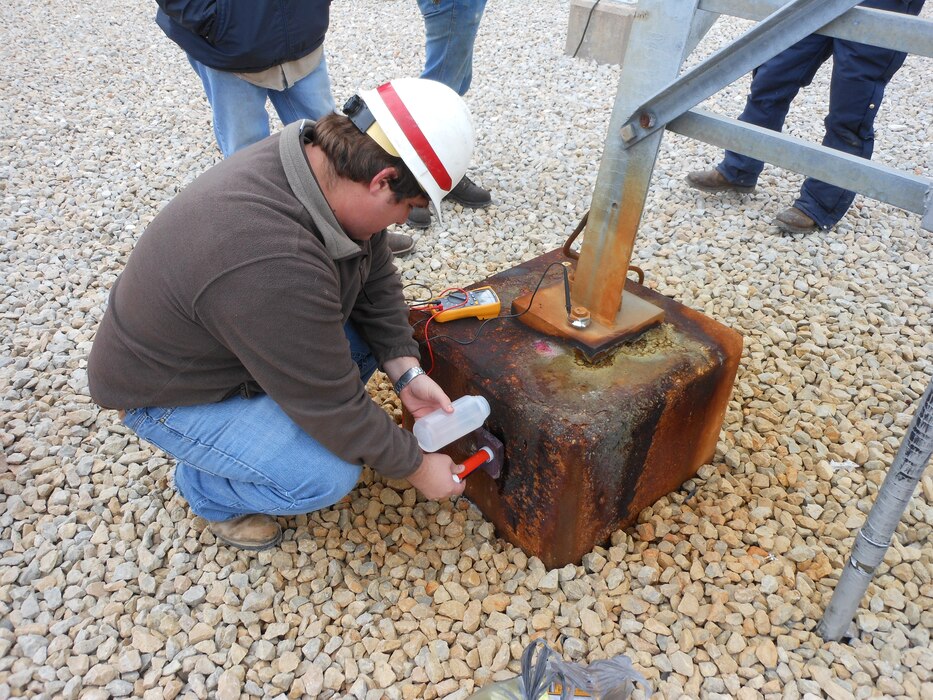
[668,110,933,229]
[619,0,861,147]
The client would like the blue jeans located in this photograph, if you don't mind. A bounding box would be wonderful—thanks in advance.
[123,324,378,521]
[189,54,336,157]
[417,0,488,96]
[718,0,923,229]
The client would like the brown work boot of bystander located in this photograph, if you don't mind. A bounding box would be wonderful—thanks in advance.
[774,206,818,235]
[405,207,432,229]
[685,169,756,194]
[405,173,492,229]
[386,232,415,256]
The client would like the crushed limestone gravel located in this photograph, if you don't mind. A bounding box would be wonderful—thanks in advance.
[1,1,931,698]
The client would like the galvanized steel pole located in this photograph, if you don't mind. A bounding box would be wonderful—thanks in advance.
[818,376,933,641]
[571,0,701,325]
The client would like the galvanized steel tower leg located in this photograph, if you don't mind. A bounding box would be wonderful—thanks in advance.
[571,0,702,326]
[573,0,863,324]
[818,376,933,641]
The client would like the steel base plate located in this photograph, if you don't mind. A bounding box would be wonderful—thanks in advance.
[512,282,665,360]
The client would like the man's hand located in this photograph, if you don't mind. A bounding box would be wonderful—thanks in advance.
[407,452,465,500]
[383,357,452,418]
[400,374,453,419]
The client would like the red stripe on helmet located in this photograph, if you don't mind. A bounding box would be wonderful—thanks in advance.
[376,83,452,191]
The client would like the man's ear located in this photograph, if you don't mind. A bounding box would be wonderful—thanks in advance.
[369,167,398,194]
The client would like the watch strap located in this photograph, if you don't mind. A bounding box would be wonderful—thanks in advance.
[393,366,426,395]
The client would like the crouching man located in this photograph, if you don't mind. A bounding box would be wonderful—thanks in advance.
[88,78,475,550]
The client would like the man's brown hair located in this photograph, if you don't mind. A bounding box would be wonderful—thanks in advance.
[311,114,425,202]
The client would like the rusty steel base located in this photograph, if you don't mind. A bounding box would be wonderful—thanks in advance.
[410,249,742,568]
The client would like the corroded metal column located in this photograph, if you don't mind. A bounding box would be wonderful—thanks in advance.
[415,0,926,568]
[516,0,703,349]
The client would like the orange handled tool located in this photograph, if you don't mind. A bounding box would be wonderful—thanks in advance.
[452,447,495,483]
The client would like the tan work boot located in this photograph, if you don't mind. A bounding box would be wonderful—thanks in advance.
[685,169,756,193]
[774,206,818,235]
[209,514,282,550]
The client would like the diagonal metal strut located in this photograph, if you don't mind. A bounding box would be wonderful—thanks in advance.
[619,0,861,147]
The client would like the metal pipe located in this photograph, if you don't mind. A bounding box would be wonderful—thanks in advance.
[818,376,933,641]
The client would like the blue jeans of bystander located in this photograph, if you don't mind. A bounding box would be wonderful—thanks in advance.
[122,324,378,521]
[417,0,488,96]
[189,54,336,157]
[717,0,923,229]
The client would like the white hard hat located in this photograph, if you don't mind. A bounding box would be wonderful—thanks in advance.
[346,78,475,224]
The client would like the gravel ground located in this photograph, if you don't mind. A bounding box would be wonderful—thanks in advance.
[2,1,932,699]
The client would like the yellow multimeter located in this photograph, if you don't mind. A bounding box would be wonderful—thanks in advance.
[431,286,501,322]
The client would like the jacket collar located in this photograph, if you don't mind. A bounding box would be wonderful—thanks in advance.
[279,120,365,261]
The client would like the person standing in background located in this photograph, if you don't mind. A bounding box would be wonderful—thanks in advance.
[406,0,493,230]
[155,0,335,158]
[685,0,926,235]
[154,0,417,254]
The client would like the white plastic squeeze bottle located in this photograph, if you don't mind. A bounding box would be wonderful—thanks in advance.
[413,395,491,452]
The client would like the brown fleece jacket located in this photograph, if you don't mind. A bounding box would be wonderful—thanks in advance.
[88,122,423,478]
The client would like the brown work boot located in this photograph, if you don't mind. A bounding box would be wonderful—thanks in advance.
[406,174,492,229]
[685,169,756,193]
[209,514,282,550]
[773,206,818,235]
[386,231,415,256]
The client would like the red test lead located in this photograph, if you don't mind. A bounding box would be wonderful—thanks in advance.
[452,447,495,483]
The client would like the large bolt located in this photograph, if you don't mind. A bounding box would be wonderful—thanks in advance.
[568,306,591,329]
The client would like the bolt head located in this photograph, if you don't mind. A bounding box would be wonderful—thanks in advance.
[568,306,591,329]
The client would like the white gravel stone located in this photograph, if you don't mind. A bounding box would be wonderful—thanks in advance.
[0,1,931,699]
[216,669,242,700]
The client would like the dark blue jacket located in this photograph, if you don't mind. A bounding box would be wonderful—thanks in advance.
[156,0,331,72]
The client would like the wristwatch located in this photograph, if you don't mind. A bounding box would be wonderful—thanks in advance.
[393,366,426,395]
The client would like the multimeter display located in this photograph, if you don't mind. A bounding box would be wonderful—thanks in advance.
[432,286,501,322]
